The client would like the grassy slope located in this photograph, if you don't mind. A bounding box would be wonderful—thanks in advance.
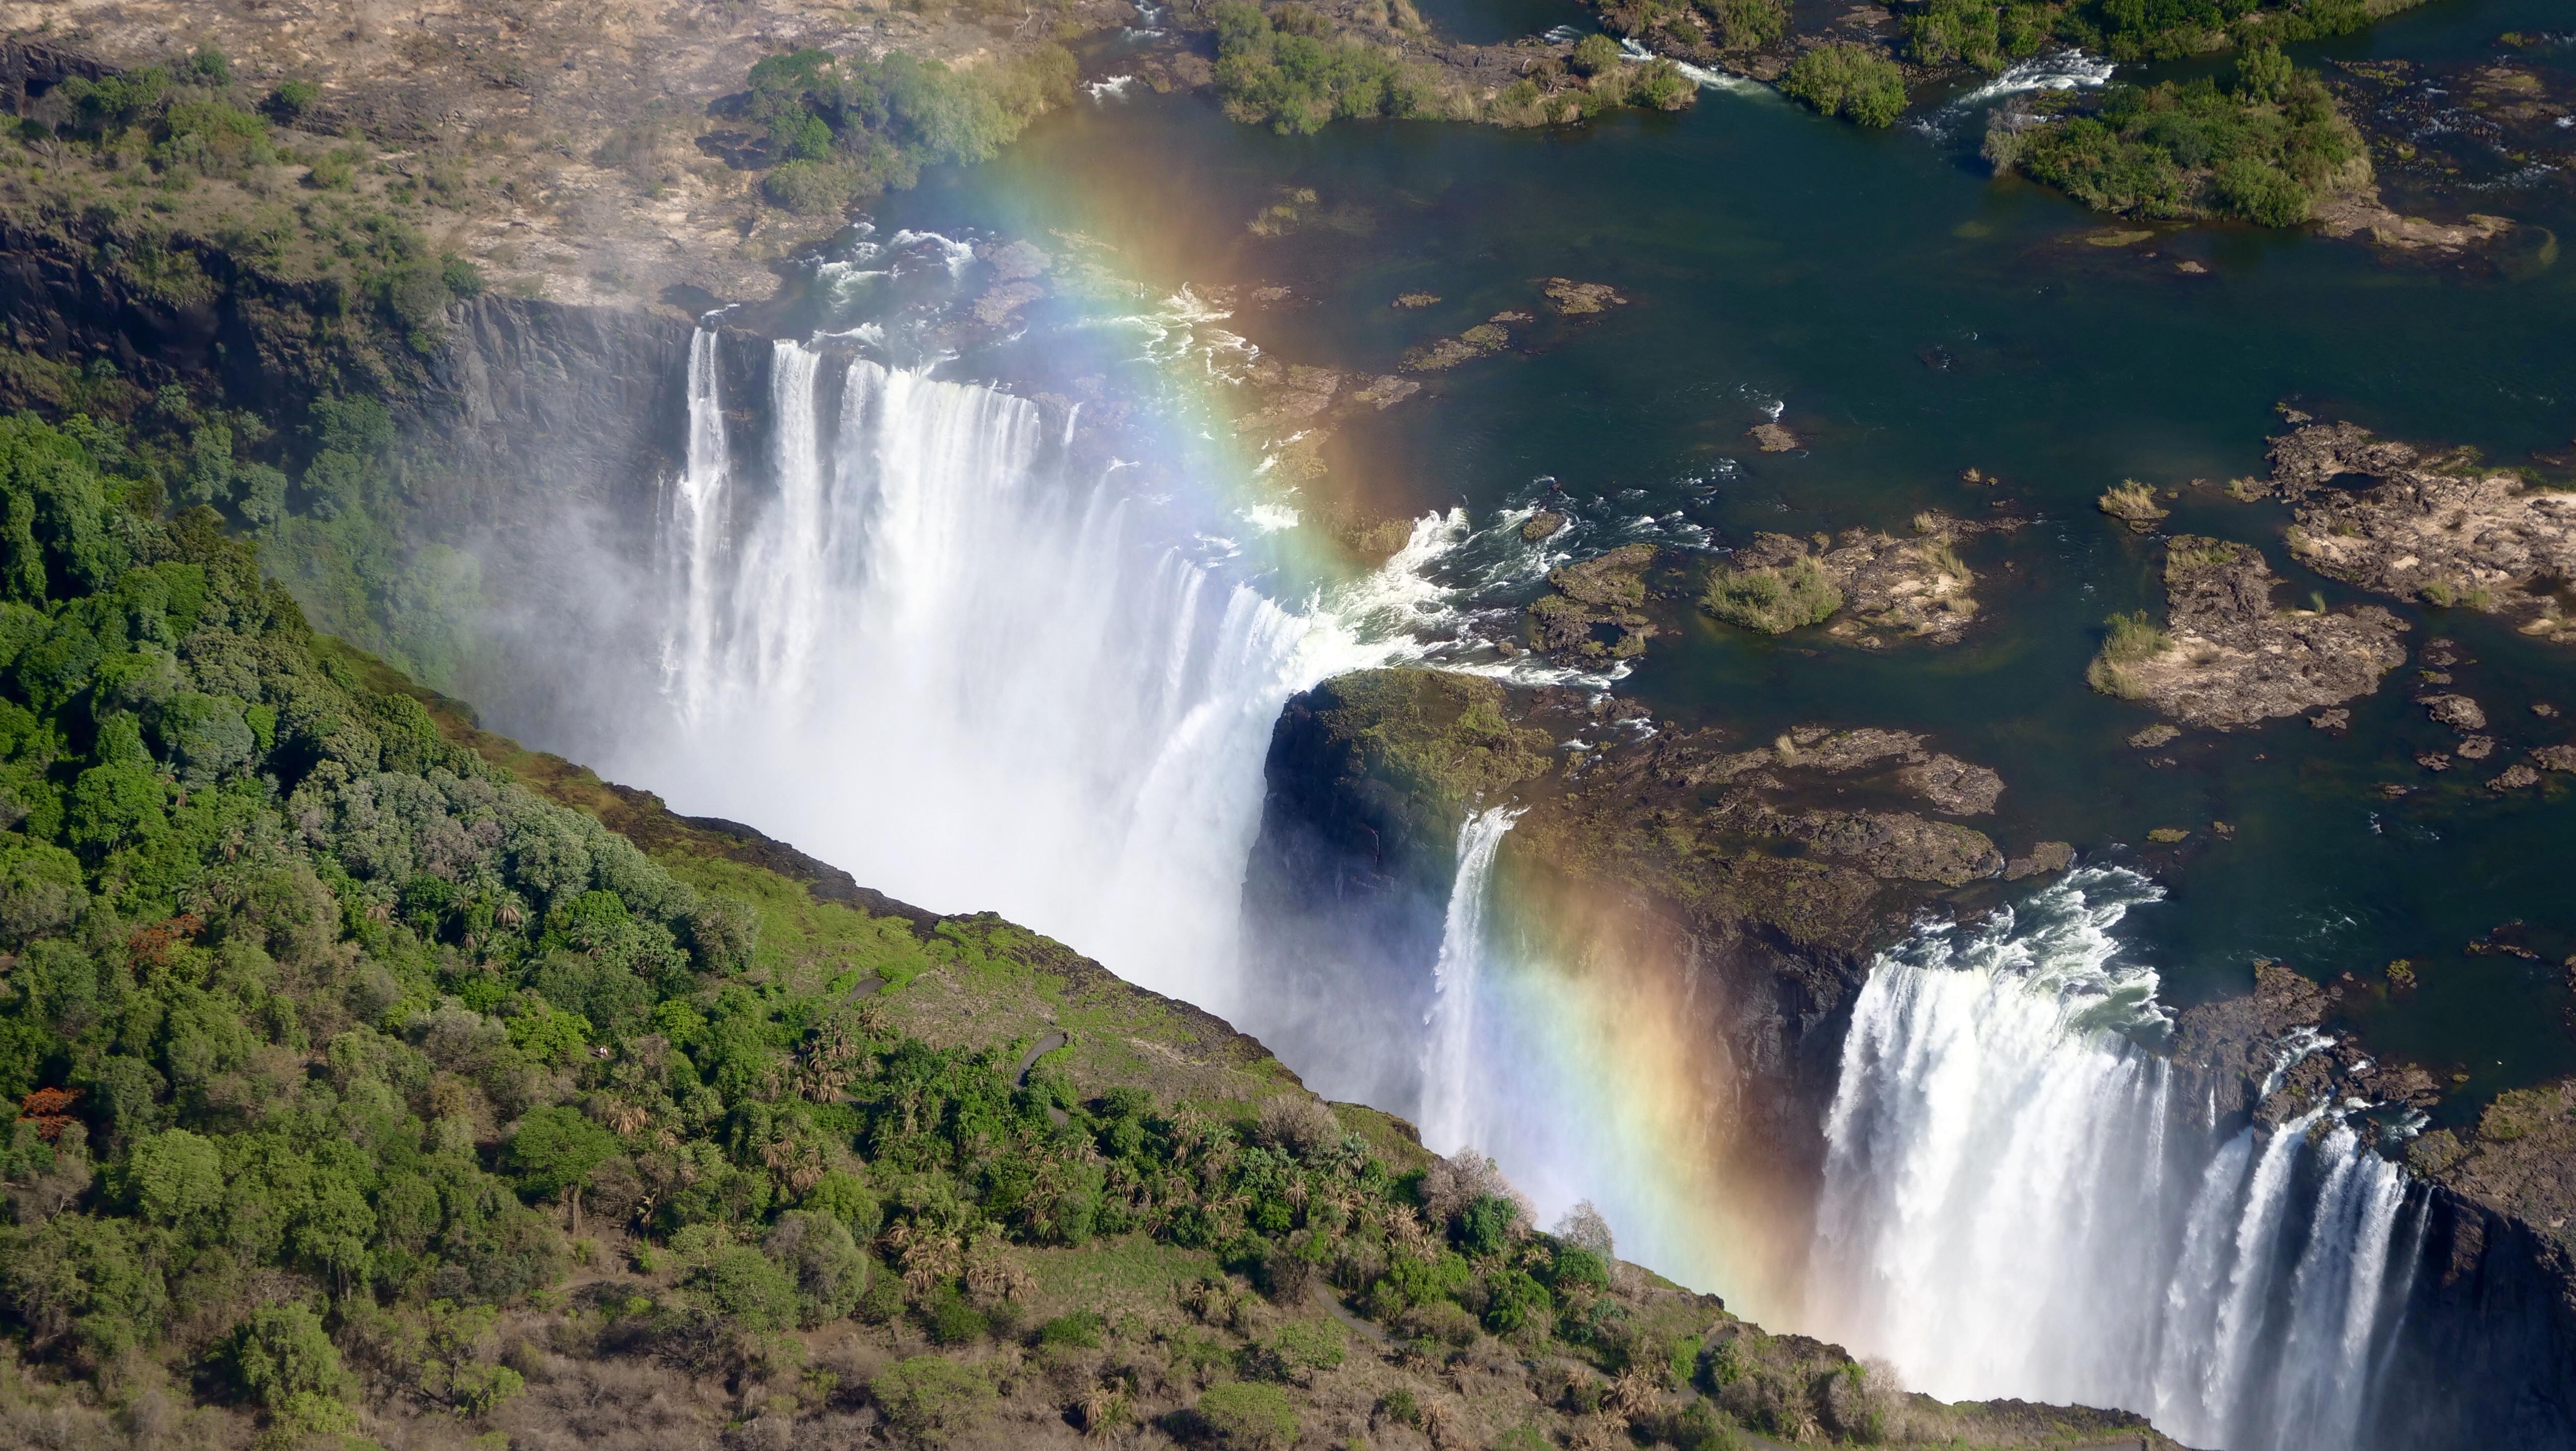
[312,635,2179,1451]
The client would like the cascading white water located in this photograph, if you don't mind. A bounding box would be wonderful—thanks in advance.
[1811,867,2416,1451]
[661,328,732,718]
[1418,805,1523,1152]
[638,332,1430,1014]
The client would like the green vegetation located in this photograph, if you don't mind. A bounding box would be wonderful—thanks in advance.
[1596,0,1788,53]
[870,1354,996,1445]
[18,62,485,358]
[1999,50,2368,225]
[1197,1380,1300,1449]
[1212,0,1692,134]
[1902,0,2062,71]
[1778,44,1910,128]
[2087,609,2171,696]
[1701,556,1845,633]
[2097,479,2171,526]
[740,44,1076,212]
[1211,1,1438,135]
[1903,0,2421,70]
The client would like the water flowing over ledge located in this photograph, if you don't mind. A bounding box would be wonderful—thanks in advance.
[1809,868,2418,1451]
[1419,804,1524,1152]
[644,331,1435,1014]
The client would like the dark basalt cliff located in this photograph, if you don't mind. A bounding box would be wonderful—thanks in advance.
[1239,667,2032,1226]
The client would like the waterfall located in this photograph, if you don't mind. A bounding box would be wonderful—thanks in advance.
[639,332,1419,1012]
[1811,868,2417,1451]
[1419,805,1523,1153]
[661,328,731,719]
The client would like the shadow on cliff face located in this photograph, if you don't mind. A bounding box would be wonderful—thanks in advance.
[1233,680,1456,1118]
[1234,669,1872,1318]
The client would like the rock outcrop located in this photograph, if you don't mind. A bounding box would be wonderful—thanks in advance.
[1240,669,2025,1249]
[1525,543,1660,662]
[1705,514,1997,646]
[2262,420,2576,644]
[2093,534,2409,728]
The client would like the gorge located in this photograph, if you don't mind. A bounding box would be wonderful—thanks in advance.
[3,1,2576,1448]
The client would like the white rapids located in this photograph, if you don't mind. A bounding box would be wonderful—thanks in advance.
[1808,867,2417,1451]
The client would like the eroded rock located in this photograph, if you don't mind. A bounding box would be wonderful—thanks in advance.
[2095,535,2409,729]
[2423,693,2489,730]
[1526,544,1660,662]
[1893,755,2006,815]
[2262,421,2576,644]
[1538,278,1626,314]
[1400,316,1517,372]
[2004,841,2076,881]
[1713,515,1997,647]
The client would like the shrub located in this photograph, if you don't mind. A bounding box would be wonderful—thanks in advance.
[2086,610,2169,698]
[921,1284,987,1344]
[441,255,487,299]
[1247,1318,1345,1381]
[744,44,1074,205]
[764,1211,874,1325]
[1212,0,1434,134]
[1572,33,1624,77]
[1705,0,1788,49]
[1457,1192,1518,1256]
[181,48,234,88]
[2011,65,2361,226]
[2096,480,2167,523]
[2213,156,2312,226]
[1664,1398,1738,1451]
[1037,1309,1106,1348]
[1253,1094,1340,1158]
[872,1356,995,1447]
[1548,1242,1610,1290]
[1197,1381,1299,1451]
[2234,44,2296,104]
[682,1245,801,1335]
[1377,1387,1423,1426]
[266,79,320,122]
[1701,555,1843,633]
[1778,43,1907,127]
[763,159,860,214]
[1631,59,1695,111]
[1481,1266,1553,1334]
[305,148,354,188]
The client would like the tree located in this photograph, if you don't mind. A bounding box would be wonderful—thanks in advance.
[232,1303,357,1433]
[123,1127,222,1228]
[505,1105,620,1230]
[1572,34,1624,77]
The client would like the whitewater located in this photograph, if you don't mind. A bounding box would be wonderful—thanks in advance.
[577,317,2429,1451]
[1808,868,2418,1451]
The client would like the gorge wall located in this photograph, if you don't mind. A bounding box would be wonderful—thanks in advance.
[1242,666,2576,1451]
